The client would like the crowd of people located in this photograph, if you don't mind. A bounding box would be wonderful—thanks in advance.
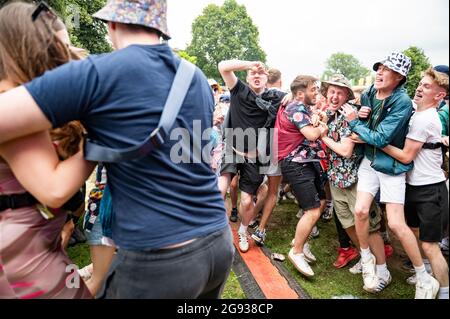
[0,0,448,300]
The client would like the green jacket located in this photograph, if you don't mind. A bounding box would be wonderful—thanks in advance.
[349,84,413,175]
[438,102,449,136]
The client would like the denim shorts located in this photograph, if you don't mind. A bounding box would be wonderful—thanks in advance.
[84,212,103,246]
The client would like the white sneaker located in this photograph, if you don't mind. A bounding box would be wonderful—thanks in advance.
[361,254,379,292]
[288,249,314,278]
[349,259,362,275]
[238,232,249,253]
[407,274,417,286]
[77,264,93,281]
[415,276,440,299]
[303,242,317,263]
[407,270,434,286]
[296,209,304,219]
[364,271,392,293]
[309,226,320,239]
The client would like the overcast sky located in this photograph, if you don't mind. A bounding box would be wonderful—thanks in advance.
[167,0,449,87]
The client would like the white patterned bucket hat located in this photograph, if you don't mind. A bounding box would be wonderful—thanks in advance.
[373,52,412,78]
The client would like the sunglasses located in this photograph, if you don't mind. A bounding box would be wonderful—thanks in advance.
[31,1,57,22]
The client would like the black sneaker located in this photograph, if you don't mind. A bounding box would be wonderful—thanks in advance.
[401,258,415,274]
[248,219,259,230]
[251,229,266,247]
[229,208,238,223]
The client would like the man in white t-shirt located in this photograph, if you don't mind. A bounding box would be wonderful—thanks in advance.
[383,68,449,299]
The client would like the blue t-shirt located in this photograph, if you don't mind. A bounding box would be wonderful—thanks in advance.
[25,44,227,250]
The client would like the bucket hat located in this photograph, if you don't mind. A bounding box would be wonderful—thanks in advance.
[373,52,412,78]
[320,74,355,101]
[93,0,170,40]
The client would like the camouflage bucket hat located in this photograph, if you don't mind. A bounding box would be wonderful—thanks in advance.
[320,74,355,101]
[93,0,170,40]
[373,52,412,78]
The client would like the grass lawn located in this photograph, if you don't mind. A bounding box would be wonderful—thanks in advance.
[264,199,415,299]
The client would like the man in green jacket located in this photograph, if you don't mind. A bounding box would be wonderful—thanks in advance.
[342,52,439,299]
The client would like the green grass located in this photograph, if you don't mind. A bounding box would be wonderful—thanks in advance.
[264,199,415,299]
[221,271,247,299]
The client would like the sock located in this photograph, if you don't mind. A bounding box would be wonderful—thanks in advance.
[360,247,372,262]
[438,287,449,299]
[376,263,389,280]
[238,224,248,235]
[423,259,433,273]
[414,264,431,283]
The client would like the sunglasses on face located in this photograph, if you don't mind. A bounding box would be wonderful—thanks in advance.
[31,1,57,22]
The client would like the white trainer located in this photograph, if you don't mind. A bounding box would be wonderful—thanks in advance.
[364,271,392,293]
[78,264,93,281]
[238,232,249,253]
[303,242,317,263]
[288,249,314,278]
[407,270,434,286]
[361,254,379,292]
[407,274,417,286]
[349,259,362,274]
[415,276,440,299]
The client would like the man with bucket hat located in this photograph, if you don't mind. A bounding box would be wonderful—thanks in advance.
[0,0,233,299]
[342,52,440,298]
[319,75,385,282]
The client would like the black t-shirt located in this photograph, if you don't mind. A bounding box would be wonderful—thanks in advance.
[228,80,268,153]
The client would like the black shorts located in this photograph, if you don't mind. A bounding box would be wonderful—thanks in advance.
[280,160,326,211]
[220,154,264,196]
[405,182,449,243]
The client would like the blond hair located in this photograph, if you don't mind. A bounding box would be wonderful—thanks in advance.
[423,68,449,95]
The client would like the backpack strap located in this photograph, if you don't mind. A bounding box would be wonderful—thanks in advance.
[84,59,197,163]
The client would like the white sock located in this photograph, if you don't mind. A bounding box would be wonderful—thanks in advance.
[438,287,449,299]
[238,224,248,235]
[423,259,433,273]
[376,263,389,280]
[360,247,372,262]
[414,264,431,283]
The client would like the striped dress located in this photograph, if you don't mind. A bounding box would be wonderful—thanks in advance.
[0,160,91,299]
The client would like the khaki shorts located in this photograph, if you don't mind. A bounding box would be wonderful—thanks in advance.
[330,184,381,233]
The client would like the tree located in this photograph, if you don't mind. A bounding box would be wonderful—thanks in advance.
[186,0,266,83]
[174,49,198,65]
[323,52,370,85]
[403,46,432,98]
[0,0,112,54]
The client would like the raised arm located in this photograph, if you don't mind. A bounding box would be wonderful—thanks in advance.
[218,60,265,90]
[382,138,424,165]
[0,131,95,208]
[0,86,52,144]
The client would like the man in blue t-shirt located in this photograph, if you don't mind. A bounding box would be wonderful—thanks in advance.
[0,0,233,299]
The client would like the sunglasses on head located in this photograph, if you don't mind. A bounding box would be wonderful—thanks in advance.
[31,1,57,22]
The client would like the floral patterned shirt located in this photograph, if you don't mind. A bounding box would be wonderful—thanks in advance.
[285,103,327,163]
[327,107,360,189]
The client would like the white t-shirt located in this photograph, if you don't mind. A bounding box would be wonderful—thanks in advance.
[406,108,446,186]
